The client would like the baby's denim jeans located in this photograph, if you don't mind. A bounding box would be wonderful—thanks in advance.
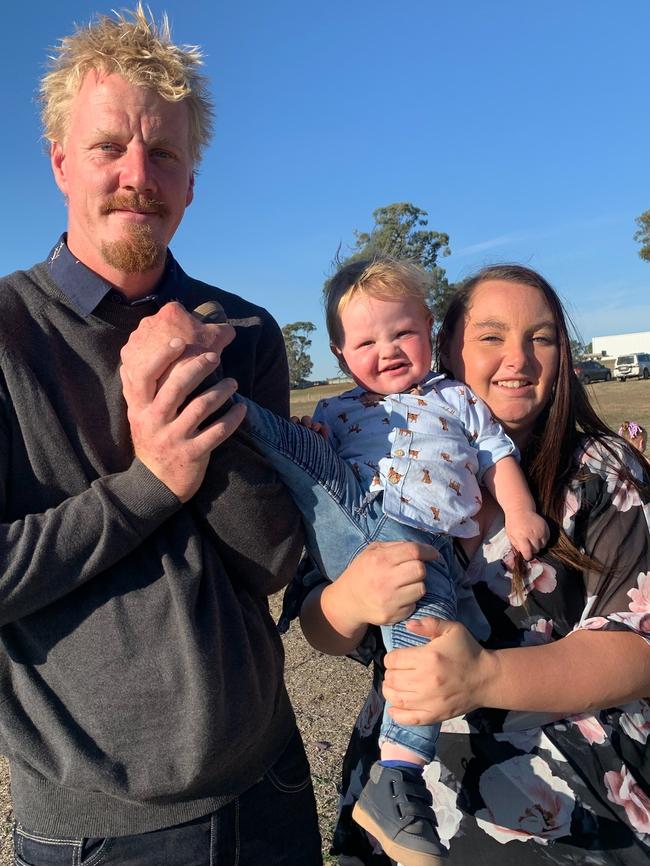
[238,397,457,762]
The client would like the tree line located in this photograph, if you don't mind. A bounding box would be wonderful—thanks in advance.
[282,202,454,388]
[635,211,650,262]
[283,205,650,387]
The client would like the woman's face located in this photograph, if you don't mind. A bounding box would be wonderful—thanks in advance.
[444,280,560,445]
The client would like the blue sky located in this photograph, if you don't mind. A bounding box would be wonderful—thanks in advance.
[3,0,649,378]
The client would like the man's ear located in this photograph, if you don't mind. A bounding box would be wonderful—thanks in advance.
[186,171,195,207]
[330,343,351,376]
[50,141,69,197]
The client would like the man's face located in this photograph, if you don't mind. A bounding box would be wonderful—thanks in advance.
[51,70,194,289]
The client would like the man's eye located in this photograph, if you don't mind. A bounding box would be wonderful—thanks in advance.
[479,335,502,343]
[152,149,175,159]
[98,143,119,152]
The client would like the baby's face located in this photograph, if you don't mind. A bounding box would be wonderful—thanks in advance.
[335,294,432,394]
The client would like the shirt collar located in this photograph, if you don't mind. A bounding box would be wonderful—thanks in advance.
[46,234,186,317]
[401,370,445,396]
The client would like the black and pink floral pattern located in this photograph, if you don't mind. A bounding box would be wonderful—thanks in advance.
[285,438,650,864]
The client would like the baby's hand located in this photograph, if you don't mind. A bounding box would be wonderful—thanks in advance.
[290,415,329,439]
[505,511,549,561]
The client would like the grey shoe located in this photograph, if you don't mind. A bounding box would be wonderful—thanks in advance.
[352,762,447,866]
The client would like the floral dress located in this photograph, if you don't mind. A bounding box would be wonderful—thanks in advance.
[282,439,650,864]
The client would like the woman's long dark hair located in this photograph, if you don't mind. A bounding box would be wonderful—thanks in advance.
[436,264,650,594]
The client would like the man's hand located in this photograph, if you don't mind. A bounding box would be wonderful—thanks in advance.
[120,302,247,501]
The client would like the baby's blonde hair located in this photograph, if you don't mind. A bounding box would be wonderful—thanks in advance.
[40,3,214,166]
[324,257,432,351]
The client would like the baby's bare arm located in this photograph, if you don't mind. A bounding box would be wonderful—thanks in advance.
[483,456,549,560]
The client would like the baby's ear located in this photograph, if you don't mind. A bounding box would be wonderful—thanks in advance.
[330,343,351,376]
[427,313,435,346]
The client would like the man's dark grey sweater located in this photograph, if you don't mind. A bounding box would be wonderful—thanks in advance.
[0,258,303,835]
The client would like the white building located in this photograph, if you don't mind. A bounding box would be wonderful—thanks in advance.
[591,331,650,359]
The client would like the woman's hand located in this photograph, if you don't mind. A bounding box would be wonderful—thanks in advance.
[326,540,438,630]
[383,617,497,725]
[384,622,650,724]
[300,541,438,655]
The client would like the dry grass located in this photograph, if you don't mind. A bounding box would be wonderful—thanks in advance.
[0,377,647,864]
[290,381,353,420]
[580,378,650,432]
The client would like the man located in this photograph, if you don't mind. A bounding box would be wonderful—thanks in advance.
[0,6,322,863]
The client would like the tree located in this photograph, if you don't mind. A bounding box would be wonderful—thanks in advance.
[570,338,586,360]
[332,202,454,320]
[282,321,315,388]
[634,211,650,261]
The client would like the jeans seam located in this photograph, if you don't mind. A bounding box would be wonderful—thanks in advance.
[266,767,312,794]
[79,838,114,866]
[247,421,354,511]
[14,826,84,846]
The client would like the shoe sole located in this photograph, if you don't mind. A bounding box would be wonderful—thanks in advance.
[352,802,447,866]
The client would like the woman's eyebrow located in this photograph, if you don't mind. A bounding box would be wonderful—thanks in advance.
[469,319,507,330]
[469,318,556,331]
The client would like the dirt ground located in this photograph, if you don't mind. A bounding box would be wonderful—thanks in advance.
[0,377,647,864]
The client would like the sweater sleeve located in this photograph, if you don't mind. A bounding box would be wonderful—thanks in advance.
[192,306,304,597]
[251,312,292,417]
[0,444,180,626]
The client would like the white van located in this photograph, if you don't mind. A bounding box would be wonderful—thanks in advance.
[613,352,650,381]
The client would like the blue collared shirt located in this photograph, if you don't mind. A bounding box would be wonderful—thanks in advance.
[46,234,187,316]
[313,373,517,538]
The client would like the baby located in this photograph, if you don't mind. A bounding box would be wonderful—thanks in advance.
[618,420,647,453]
[235,258,548,866]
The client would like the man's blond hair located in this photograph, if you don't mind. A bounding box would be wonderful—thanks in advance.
[40,3,214,166]
[324,257,432,349]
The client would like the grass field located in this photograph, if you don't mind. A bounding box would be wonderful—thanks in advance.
[290,377,650,431]
[0,377,648,865]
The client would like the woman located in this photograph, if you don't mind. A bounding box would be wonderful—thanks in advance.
[285,264,650,864]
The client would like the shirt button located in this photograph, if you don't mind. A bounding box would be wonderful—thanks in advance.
[394,449,405,457]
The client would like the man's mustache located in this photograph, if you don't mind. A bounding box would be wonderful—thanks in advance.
[101,195,169,217]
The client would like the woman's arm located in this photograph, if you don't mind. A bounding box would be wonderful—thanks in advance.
[299,540,438,655]
[385,442,650,725]
[382,618,650,726]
